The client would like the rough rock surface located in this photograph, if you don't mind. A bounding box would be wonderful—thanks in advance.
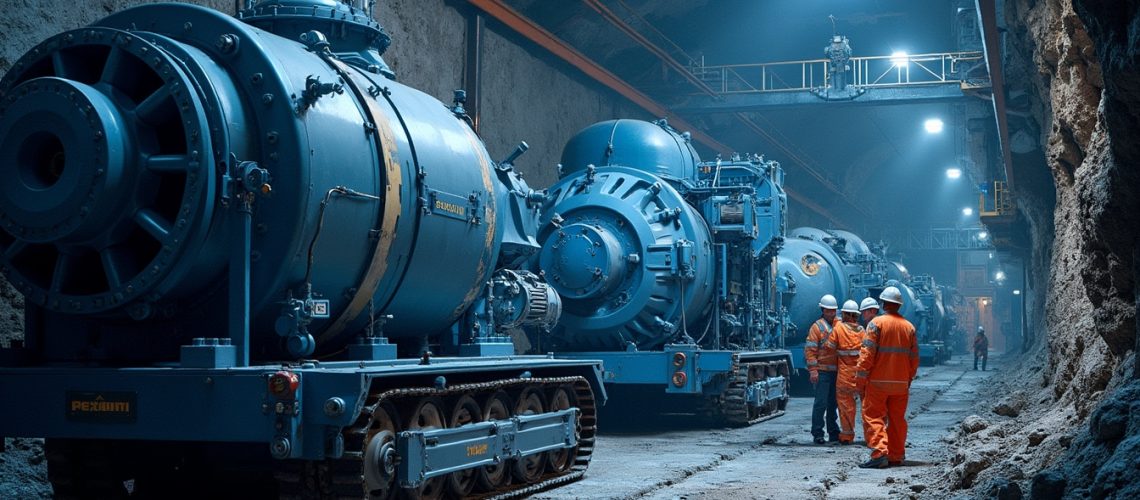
[926,0,1140,496]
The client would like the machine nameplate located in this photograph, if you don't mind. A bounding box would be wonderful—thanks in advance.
[66,391,137,423]
[466,443,488,457]
[429,189,471,222]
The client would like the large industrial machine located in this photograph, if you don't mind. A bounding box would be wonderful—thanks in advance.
[0,1,603,497]
[529,119,792,425]
[775,227,950,372]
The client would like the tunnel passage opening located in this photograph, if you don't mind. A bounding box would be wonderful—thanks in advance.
[18,131,67,190]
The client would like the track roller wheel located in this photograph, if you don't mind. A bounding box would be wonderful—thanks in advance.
[545,385,578,473]
[511,387,548,483]
[403,398,447,500]
[363,402,401,500]
[445,395,481,498]
[475,390,512,492]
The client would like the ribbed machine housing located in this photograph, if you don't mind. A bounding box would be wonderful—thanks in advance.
[538,120,714,351]
[0,2,541,361]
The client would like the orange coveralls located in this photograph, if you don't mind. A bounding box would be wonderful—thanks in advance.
[832,319,864,443]
[855,312,918,462]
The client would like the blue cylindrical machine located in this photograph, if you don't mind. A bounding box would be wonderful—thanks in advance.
[534,118,792,426]
[777,227,924,338]
[776,229,852,336]
[539,120,714,351]
[0,1,549,360]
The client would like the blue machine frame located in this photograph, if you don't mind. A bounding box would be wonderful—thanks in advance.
[0,1,604,496]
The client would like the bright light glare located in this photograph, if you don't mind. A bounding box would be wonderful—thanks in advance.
[891,51,909,66]
[962,207,974,216]
[924,118,944,133]
[978,231,988,240]
[1013,290,1022,295]
[995,271,1006,281]
[982,299,990,306]
[946,168,962,179]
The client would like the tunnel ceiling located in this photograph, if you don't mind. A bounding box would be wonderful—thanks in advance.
[501,0,997,233]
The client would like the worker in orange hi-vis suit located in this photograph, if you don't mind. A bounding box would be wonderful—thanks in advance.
[833,300,865,445]
[855,286,919,469]
[805,294,840,444]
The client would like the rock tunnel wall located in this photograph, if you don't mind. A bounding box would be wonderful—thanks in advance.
[932,0,1140,496]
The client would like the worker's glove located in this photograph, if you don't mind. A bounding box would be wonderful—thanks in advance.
[809,370,819,385]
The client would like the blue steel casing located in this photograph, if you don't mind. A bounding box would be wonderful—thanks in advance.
[776,233,851,339]
[539,166,715,351]
[534,120,792,423]
[0,2,605,493]
[558,119,699,181]
[776,227,929,366]
[0,3,533,361]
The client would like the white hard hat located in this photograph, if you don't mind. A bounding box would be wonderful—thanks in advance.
[879,286,904,305]
[859,297,879,311]
[819,294,838,309]
[978,325,985,332]
[841,300,860,314]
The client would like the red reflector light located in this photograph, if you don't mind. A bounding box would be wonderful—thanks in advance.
[671,371,687,387]
[269,371,299,398]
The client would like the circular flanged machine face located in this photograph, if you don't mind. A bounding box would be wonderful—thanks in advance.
[0,27,215,315]
[538,166,714,350]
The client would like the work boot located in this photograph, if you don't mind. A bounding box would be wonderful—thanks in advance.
[889,460,903,467]
[858,456,888,469]
[814,437,826,444]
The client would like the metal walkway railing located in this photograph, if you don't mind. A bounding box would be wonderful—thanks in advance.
[689,51,987,95]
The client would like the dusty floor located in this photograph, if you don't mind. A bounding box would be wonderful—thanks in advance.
[0,355,1000,498]
[536,355,997,499]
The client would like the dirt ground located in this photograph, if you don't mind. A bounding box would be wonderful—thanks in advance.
[535,355,999,500]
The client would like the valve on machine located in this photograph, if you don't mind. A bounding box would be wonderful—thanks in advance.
[274,286,329,358]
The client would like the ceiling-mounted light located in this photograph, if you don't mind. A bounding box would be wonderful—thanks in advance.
[891,51,909,67]
[946,168,962,179]
[962,207,974,216]
[995,271,1006,281]
[977,231,988,240]
[924,118,944,134]
[1013,290,1021,295]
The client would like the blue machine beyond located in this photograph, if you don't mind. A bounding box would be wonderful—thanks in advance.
[530,119,793,425]
[775,227,954,370]
[0,1,604,497]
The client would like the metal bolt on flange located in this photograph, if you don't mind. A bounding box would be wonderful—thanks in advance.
[323,397,346,417]
[270,437,291,459]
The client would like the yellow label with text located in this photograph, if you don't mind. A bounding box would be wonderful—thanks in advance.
[466,443,489,457]
[434,199,466,217]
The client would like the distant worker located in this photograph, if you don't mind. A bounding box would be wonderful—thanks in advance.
[834,300,865,445]
[805,294,840,444]
[973,326,989,371]
[859,297,879,327]
[855,286,918,468]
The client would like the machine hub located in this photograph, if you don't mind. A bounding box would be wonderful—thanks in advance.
[0,77,129,243]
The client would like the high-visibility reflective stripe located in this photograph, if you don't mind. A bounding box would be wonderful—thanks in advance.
[824,341,838,348]
[862,339,877,348]
[856,371,869,378]
[866,322,880,333]
[803,341,819,347]
[817,364,838,371]
[838,350,861,356]
[816,319,832,334]
[877,346,913,354]
[807,360,819,366]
